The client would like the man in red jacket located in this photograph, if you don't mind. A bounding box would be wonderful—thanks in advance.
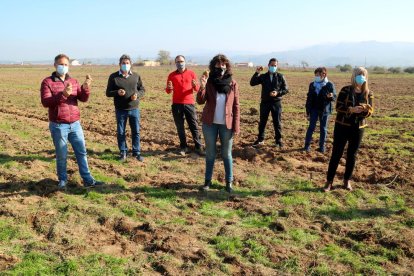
[166,55,203,156]
[40,54,104,190]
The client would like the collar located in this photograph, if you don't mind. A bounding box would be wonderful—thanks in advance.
[52,72,70,82]
[175,68,187,74]
[119,70,132,76]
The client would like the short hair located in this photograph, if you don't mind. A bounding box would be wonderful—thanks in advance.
[351,67,369,93]
[314,67,327,75]
[175,55,186,61]
[268,58,278,65]
[208,54,232,76]
[54,54,69,63]
[119,54,132,64]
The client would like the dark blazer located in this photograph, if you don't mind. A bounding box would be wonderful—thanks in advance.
[250,72,288,103]
[335,85,374,128]
[196,80,240,134]
[305,81,336,115]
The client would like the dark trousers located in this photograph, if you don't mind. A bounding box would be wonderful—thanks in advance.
[172,103,202,149]
[258,101,282,143]
[327,124,364,182]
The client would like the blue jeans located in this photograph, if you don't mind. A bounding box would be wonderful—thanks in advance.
[49,121,94,184]
[116,108,141,155]
[202,123,234,183]
[305,109,329,150]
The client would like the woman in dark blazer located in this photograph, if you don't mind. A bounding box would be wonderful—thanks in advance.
[324,67,373,192]
[196,54,240,193]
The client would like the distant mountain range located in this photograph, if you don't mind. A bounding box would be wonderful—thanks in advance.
[2,41,414,67]
[188,41,414,67]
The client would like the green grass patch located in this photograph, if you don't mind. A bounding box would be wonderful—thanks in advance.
[321,243,385,274]
[280,194,310,206]
[6,251,57,275]
[244,239,271,265]
[84,190,105,204]
[244,172,272,187]
[240,214,274,228]
[91,170,127,187]
[0,219,22,241]
[211,235,243,256]
[288,228,319,247]
[199,201,237,219]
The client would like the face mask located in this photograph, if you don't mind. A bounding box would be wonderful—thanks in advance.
[56,65,68,76]
[314,76,322,82]
[355,75,366,85]
[176,62,185,70]
[214,66,226,76]
[269,66,277,73]
[121,64,131,72]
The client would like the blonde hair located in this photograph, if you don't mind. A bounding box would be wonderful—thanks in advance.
[351,67,369,93]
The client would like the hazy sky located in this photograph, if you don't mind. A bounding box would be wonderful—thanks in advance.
[1,0,413,61]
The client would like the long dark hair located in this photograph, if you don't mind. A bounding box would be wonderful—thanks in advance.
[208,54,232,76]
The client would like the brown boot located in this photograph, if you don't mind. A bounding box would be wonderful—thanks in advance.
[343,179,353,191]
[323,181,333,192]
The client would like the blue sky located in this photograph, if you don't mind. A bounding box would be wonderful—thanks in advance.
[1,0,413,61]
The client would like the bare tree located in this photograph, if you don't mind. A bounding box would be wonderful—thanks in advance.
[301,61,309,70]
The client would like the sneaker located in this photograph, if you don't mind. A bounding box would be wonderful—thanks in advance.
[119,152,127,162]
[135,155,144,162]
[58,180,67,190]
[303,146,310,153]
[84,179,105,188]
[252,140,264,147]
[276,141,284,149]
[200,180,212,191]
[132,152,144,162]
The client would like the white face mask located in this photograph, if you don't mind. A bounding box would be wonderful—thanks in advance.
[56,65,69,75]
[121,64,131,72]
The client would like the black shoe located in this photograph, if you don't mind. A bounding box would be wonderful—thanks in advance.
[225,181,233,193]
[84,179,105,188]
[252,139,264,147]
[200,180,212,191]
[276,141,284,149]
[133,153,144,162]
[119,152,127,162]
[316,147,325,153]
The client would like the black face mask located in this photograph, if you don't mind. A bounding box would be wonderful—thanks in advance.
[213,67,226,77]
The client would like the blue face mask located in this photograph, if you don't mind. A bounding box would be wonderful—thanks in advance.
[56,65,68,76]
[121,64,131,73]
[355,75,366,85]
[269,66,277,73]
[176,62,185,71]
[314,76,322,82]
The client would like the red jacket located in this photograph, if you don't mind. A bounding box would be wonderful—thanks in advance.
[40,72,90,123]
[166,69,199,104]
[196,80,240,134]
